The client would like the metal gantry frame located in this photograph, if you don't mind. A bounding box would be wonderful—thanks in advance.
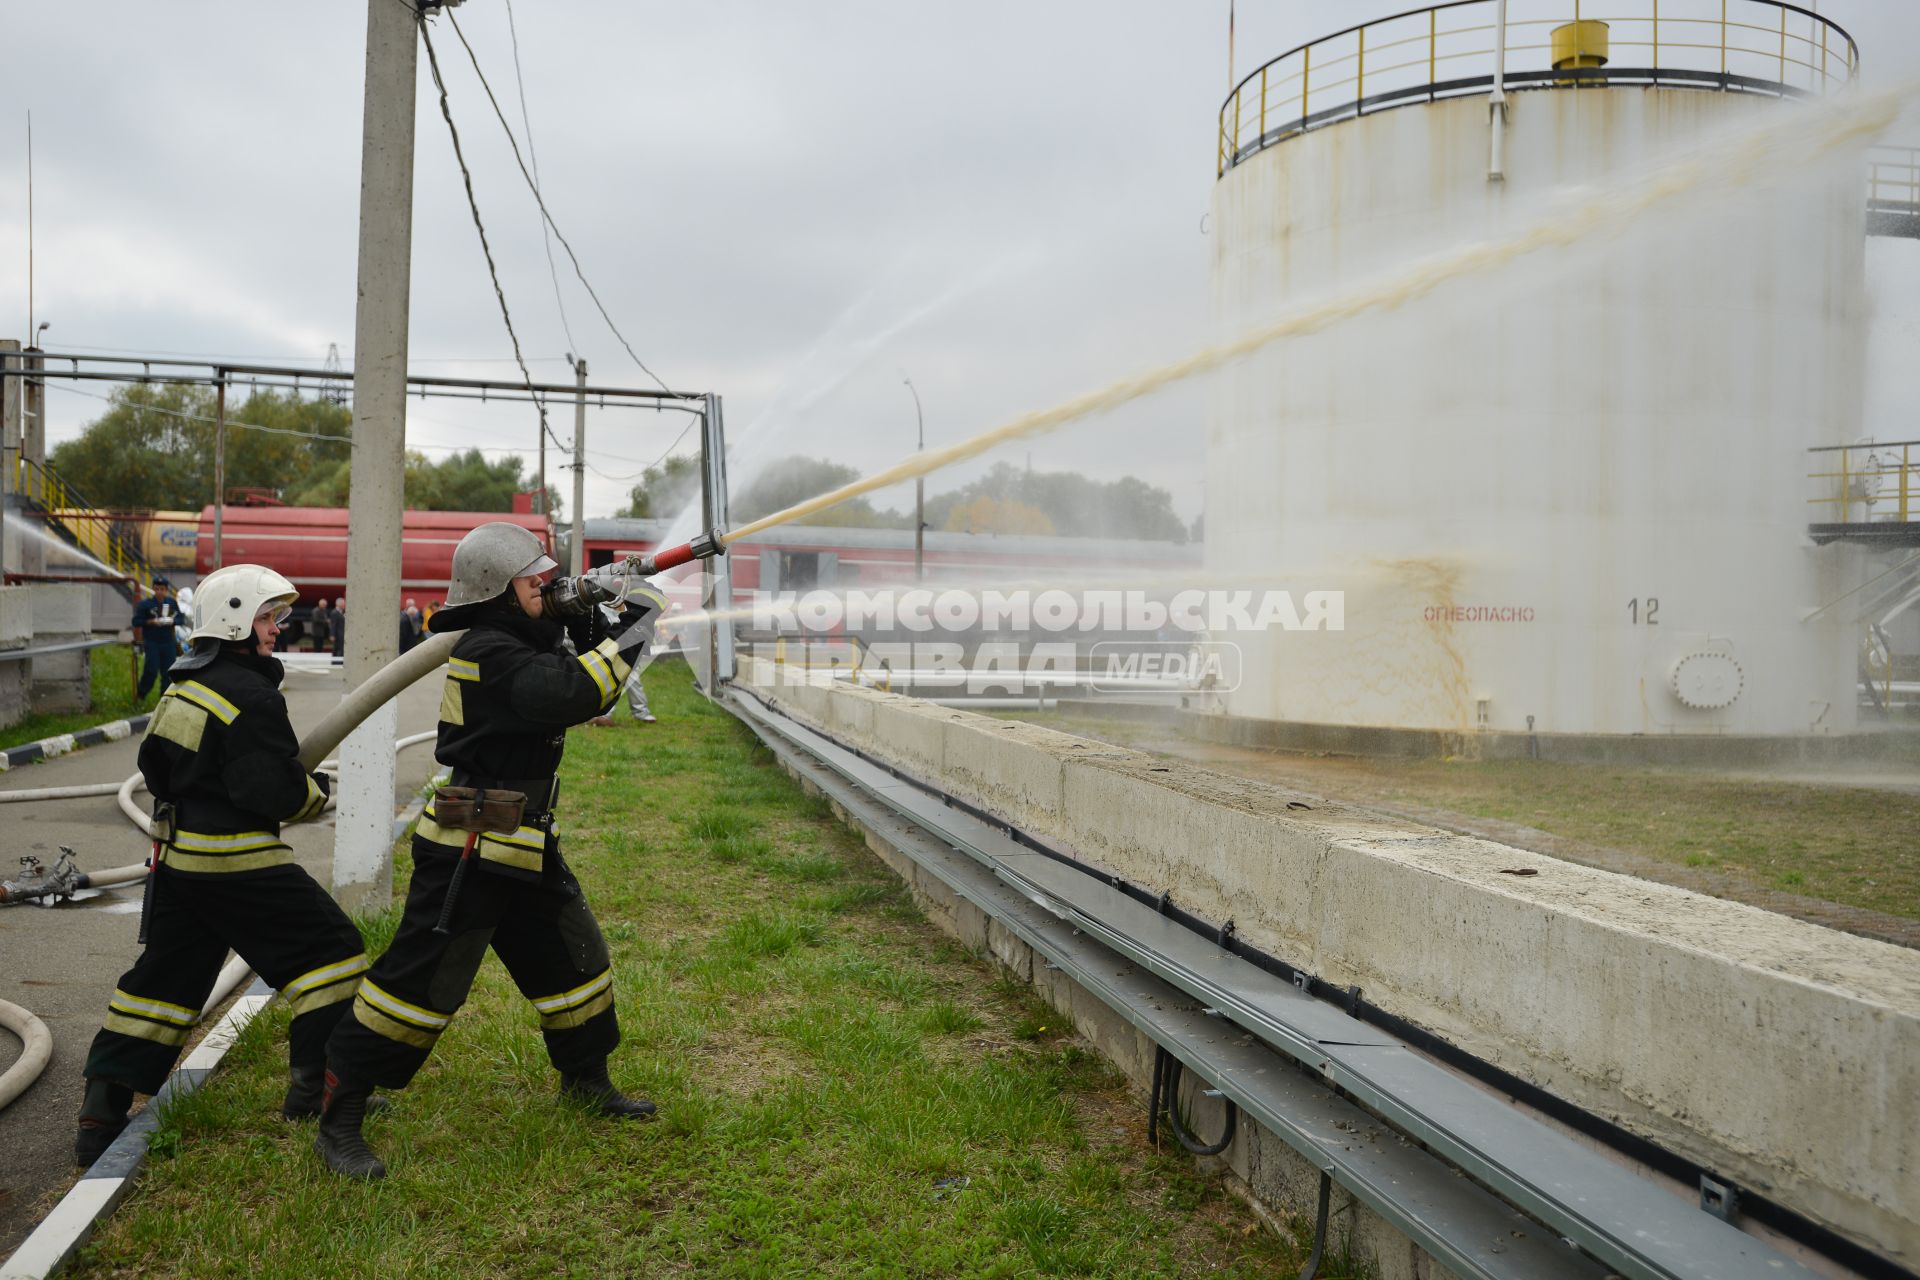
[0,349,722,573]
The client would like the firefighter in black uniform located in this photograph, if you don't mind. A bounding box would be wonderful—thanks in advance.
[75,565,367,1165]
[316,523,660,1180]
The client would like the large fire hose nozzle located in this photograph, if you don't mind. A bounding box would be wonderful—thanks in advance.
[628,528,727,577]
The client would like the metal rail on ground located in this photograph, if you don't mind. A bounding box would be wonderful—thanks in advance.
[723,684,1899,1280]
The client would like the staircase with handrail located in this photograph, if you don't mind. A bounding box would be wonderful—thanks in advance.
[9,457,158,603]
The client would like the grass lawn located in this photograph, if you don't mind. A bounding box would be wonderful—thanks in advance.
[1015,714,1920,923]
[0,645,143,754]
[67,665,1328,1279]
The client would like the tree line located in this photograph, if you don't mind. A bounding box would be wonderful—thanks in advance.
[618,455,1195,543]
[50,383,557,514]
[54,384,1195,540]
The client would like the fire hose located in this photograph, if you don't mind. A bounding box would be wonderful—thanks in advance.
[0,546,729,1107]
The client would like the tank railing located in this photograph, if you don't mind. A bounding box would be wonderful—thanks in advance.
[1869,147,1920,210]
[1807,441,1920,528]
[11,456,156,593]
[1219,0,1860,176]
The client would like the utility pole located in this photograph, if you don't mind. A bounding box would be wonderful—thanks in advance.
[337,0,420,911]
[1,339,17,580]
[212,372,226,568]
[569,356,587,575]
[903,376,924,582]
[538,413,546,516]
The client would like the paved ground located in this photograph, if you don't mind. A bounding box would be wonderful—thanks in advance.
[0,665,444,1259]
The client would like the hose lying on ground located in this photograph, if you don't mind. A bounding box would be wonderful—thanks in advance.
[0,998,54,1111]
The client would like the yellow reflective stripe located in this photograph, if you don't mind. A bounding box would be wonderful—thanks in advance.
[594,638,634,685]
[352,999,440,1051]
[284,954,369,999]
[110,989,199,1026]
[291,775,327,823]
[576,647,616,699]
[485,826,547,851]
[357,980,451,1031]
[416,813,546,872]
[439,677,465,726]
[286,975,363,1019]
[149,695,208,751]
[104,1011,192,1047]
[173,681,240,724]
[537,986,614,1032]
[530,969,611,1014]
[171,829,283,853]
[448,657,481,682]
[161,846,294,873]
[478,836,544,873]
[413,812,468,850]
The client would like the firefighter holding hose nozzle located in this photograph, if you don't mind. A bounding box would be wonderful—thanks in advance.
[75,565,364,1166]
[315,522,663,1180]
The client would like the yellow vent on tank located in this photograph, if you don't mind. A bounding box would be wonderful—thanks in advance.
[1551,19,1610,85]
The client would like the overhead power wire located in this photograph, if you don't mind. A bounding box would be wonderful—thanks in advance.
[416,9,570,460]
[442,8,674,394]
[49,342,569,366]
[501,0,579,360]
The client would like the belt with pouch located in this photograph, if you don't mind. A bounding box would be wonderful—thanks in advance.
[446,772,558,825]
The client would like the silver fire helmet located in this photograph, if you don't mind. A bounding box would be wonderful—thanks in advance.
[443,522,557,608]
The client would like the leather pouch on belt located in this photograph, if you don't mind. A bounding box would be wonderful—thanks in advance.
[435,786,527,835]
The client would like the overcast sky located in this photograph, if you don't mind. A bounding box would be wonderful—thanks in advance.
[3,2,1917,524]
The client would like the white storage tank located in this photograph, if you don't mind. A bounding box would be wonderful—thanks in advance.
[1207,1,1872,737]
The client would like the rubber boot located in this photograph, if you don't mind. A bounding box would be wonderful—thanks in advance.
[282,1065,326,1120]
[314,1070,387,1180]
[75,1078,134,1168]
[559,1062,656,1119]
[284,1065,386,1121]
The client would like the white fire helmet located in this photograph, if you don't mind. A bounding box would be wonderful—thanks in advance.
[189,564,298,644]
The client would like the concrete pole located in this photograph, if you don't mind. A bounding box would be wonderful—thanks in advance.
[570,358,587,575]
[700,394,734,689]
[1,339,17,579]
[336,0,419,911]
[212,374,226,569]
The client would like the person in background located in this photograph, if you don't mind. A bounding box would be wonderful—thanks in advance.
[423,600,442,630]
[399,598,422,654]
[330,598,346,660]
[75,565,363,1165]
[310,598,332,656]
[131,577,182,703]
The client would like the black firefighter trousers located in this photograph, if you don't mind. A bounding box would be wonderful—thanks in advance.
[83,863,368,1095]
[323,843,619,1089]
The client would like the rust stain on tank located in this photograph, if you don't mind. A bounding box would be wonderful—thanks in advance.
[1375,556,1474,734]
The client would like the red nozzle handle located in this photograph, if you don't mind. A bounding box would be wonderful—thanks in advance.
[638,528,726,574]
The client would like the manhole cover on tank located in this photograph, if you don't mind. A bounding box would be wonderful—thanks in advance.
[1670,652,1743,709]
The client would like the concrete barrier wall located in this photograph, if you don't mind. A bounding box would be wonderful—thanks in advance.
[0,586,31,727]
[27,585,92,714]
[745,661,1920,1261]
